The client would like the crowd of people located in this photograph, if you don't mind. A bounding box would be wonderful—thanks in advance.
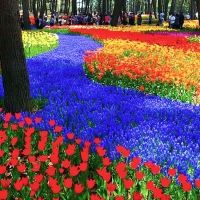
[19,9,192,30]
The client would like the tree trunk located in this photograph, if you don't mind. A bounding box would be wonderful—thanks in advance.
[72,0,77,15]
[123,0,126,13]
[0,0,31,113]
[110,0,123,26]
[196,0,200,24]
[102,0,106,16]
[164,0,169,20]
[98,0,102,14]
[22,0,31,30]
[170,0,176,14]
[152,0,157,18]
[40,0,46,17]
[33,0,38,19]
[64,0,69,14]
[158,0,162,13]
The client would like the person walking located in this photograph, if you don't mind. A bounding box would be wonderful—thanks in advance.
[179,12,184,29]
[149,13,152,24]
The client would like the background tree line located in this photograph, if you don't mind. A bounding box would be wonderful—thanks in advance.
[19,0,200,21]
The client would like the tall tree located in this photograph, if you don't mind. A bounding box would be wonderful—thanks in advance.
[110,0,123,26]
[196,0,200,25]
[72,0,77,14]
[22,0,31,30]
[0,0,31,113]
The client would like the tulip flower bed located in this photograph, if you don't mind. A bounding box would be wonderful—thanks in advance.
[0,111,200,200]
[1,30,200,199]
[68,27,200,104]
[22,31,58,58]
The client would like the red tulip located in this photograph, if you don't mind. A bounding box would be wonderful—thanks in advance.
[11,148,20,159]
[14,180,23,191]
[117,170,128,179]
[51,184,61,194]
[3,122,8,129]
[144,161,154,169]
[15,113,21,120]
[102,157,112,166]
[59,168,64,173]
[115,196,124,200]
[75,138,82,144]
[50,153,59,165]
[1,179,11,189]
[39,131,48,137]
[69,165,80,176]
[195,179,200,188]
[130,157,142,169]
[54,125,62,133]
[35,117,42,123]
[24,117,32,125]
[16,164,26,173]
[96,146,106,157]
[11,124,18,131]
[168,168,176,176]
[62,158,71,169]
[151,165,161,175]
[139,85,145,91]
[74,183,84,194]
[63,178,73,189]
[31,163,41,172]
[121,149,130,158]
[28,155,36,163]
[90,194,104,200]
[81,147,89,162]
[4,113,12,122]
[107,182,117,193]
[18,121,25,128]
[10,158,18,166]
[30,181,40,191]
[182,182,192,192]
[21,177,29,186]
[45,166,56,176]
[146,181,155,191]
[84,140,91,148]
[0,189,8,199]
[79,162,88,171]
[178,174,187,183]
[132,192,143,200]
[0,165,6,174]
[116,145,126,153]
[136,171,145,180]
[94,137,101,144]
[153,188,163,198]
[11,137,18,146]
[0,150,4,157]
[123,178,134,189]
[34,174,43,183]
[115,162,126,173]
[49,119,56,126]
[65,144,76,156]
[160,177,171,187]
[67,133,75,140]
[87,179,96,189]
[38,140,46,151]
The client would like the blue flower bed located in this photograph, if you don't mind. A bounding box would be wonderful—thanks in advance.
[0,34,200,185]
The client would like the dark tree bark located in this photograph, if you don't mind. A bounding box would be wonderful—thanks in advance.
[98,0,102,14]
[32,0,38,19]
[152,0,157,18]
[196,0,200,25]
[158,0,162,13]
[110,0,123,26]
[22,0,31,30]
[64,0,69,14]
[102,0,106,16]
[72,0,77,15]
[164,0,169,20]
[39,0,46,18]
[170,0,176,14]
[0,0,31,113]
[123,0,126,13]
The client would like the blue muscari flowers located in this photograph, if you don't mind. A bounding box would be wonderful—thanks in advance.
[0,34,200,184]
